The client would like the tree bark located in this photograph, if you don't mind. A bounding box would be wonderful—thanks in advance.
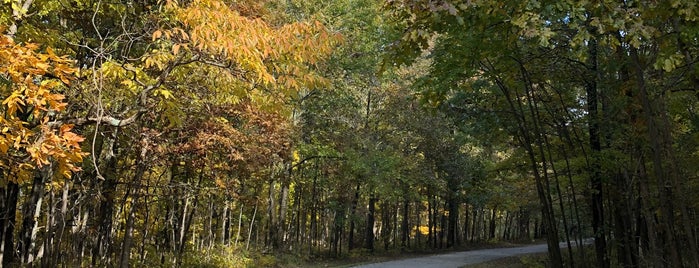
[348,183,360,250]
[401,198,409,250]
[278,165,291,249]
[488,208,496,240]
[119,202,136,268]
[447,190,458,247]
[364,195,375,251]
[586,37,609,268]
[381,201,392,251]
[119,144,147,268]
[246,201,258,251]
[18,170,45,265]
[267,177,277,248]
[93,132,119,266]
[630,46,683,267]
[235,203,243,247]
[0,181,20,266]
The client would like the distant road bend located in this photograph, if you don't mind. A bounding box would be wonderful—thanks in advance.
[352,239,593,268]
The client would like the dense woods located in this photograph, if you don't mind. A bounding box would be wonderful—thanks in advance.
[0,0,698,267]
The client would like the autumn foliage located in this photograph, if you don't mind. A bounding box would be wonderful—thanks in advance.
[0,35,84,181]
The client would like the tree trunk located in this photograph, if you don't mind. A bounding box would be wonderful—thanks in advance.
[485,59,562,266]
[542,133,575,267]
[120,140,148,268]
[267,178,277,248]
[521,66,563,267]
[41,187,56,267]
[93,133,119,266]
[415,200,421,248]
[119,202,136,268]
[332,205,345,257]
[611,172,638,268]
[50,181,70,265]
[557,126,588,263]
[381,201,392,251]
[489,208,496,240]
[638,159,660,266]
[401,198,409,250]
[503,211,511,240]
[470,207,478,243]
[235,203,243,247]
[463,205,469,243]
[447,194,458,247]
[176,171,203,266]
[18,171,45,265]
[586,38,609,268]
[278,164,291,248]
[348,183,360,250]
[0,182,20,266]
[220,201,228,245]
[428,196,434,247]
[630,47,682,267]
[364,195,375,251]
[246,201,258,251]
[439,200,445,248]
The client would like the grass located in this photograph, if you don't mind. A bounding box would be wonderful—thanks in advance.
[460,253,548,268]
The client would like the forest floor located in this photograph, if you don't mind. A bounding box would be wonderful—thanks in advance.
[458,253,549,268]
[281,239,553,268]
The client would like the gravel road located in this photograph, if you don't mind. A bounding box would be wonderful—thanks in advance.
[351,240,591,268]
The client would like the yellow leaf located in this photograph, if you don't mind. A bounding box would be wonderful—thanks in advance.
[159,89,173,99]
[152,30,163,41]
[0,139,8,154]
[14,135,22,148]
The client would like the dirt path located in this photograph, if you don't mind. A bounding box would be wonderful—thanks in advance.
[351,240,591,268]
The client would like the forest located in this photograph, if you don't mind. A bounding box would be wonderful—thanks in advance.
[0,0,698,267]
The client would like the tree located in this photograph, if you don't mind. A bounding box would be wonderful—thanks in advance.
[385,0,699,266]
[0,33,85,265]
[1,0,339,265]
